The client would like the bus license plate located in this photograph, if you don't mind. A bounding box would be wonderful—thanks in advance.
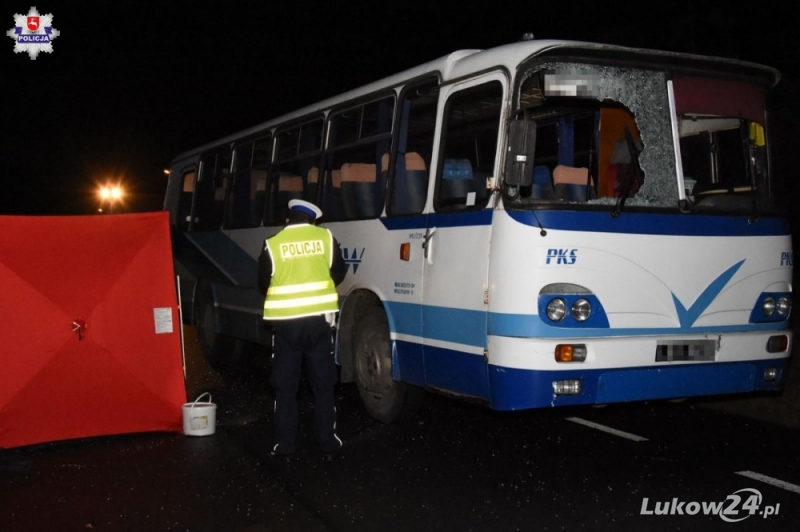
[655,340,716,362]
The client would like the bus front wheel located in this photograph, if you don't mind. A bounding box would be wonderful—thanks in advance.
[353,308,423,423]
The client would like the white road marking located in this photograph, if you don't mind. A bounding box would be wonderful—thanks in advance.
[735,471,800,495]
[566,417,648,442]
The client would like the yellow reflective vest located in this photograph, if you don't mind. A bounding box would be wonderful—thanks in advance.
[263,224,339,320]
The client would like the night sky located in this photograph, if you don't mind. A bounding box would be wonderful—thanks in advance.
[2,0,798,216]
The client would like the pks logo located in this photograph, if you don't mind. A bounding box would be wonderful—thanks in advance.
[342,247,365,274]
[780,251,793,267]
[546,248,577,265]
[7,6,59,60]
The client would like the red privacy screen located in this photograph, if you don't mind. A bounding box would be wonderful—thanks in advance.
[0,212,186,449]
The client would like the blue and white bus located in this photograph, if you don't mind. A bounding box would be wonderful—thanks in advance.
[164,38,792,422]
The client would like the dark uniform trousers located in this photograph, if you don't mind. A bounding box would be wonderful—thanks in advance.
[270,314,340,455]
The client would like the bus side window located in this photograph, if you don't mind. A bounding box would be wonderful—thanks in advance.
[435,80,502,212]
[269,119,323,224]
[326,96,393,220]
[193,148,231,231]
[226,137,271,229]
[390,79,437,216]
[178,170,196,231]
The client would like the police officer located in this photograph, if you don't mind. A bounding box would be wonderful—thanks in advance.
[258,199,346,462]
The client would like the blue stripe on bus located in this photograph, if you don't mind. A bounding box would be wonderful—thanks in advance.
[379,209,493,231]
[385,301,787,345]
[488,358,787,410]
[386,301,486,346]
[487,311,788,337]
[507,209,790,237]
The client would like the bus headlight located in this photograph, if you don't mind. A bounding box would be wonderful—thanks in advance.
[776,297,791,316]
[546,298,567,321]
[762,296,776,317]
[571,298,592,321]
[749,292,792,323]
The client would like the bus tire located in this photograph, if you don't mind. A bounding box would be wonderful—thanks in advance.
[195,289,237,371]
[353,308,424,423]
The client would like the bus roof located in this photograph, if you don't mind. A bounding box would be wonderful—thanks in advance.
[170,39,779,165]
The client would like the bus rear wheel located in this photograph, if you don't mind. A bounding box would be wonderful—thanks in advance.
[353,308,423,423]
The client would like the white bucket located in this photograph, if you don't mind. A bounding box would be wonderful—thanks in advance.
[182,392,217,436]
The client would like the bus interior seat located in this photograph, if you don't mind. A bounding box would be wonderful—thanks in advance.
[306,167,320,204]
[441,158,474,207]
[249,169,267,225]
[553,164,593,201]
[393,152,428,215]
[532,165,553,199]
[340,162,378,218]
[278,174,303,220]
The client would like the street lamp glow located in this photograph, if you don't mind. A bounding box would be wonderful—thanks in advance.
[97,183,125,213]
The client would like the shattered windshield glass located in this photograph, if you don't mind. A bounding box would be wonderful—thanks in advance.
[510,62,677,208]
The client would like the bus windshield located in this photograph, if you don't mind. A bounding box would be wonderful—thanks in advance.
[508,62,777,214]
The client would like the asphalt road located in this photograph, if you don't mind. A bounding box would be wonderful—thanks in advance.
[2,359,800,532]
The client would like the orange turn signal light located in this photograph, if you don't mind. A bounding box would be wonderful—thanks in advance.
[400,242,410,261]
[555,344,587,363]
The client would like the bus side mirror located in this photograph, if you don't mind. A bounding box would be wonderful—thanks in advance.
[504,120,537,189]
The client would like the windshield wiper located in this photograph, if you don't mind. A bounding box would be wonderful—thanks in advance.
[611,127,643,218]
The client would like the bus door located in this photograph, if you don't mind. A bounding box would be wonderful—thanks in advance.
[421,75,506,398]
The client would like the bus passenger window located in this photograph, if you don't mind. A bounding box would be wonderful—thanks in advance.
[193,148,231,231]
[269,119,323,224]
[225,135,271,229]
[326,96,394,220]
[178,171,196,231]
[436,81,502,211]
